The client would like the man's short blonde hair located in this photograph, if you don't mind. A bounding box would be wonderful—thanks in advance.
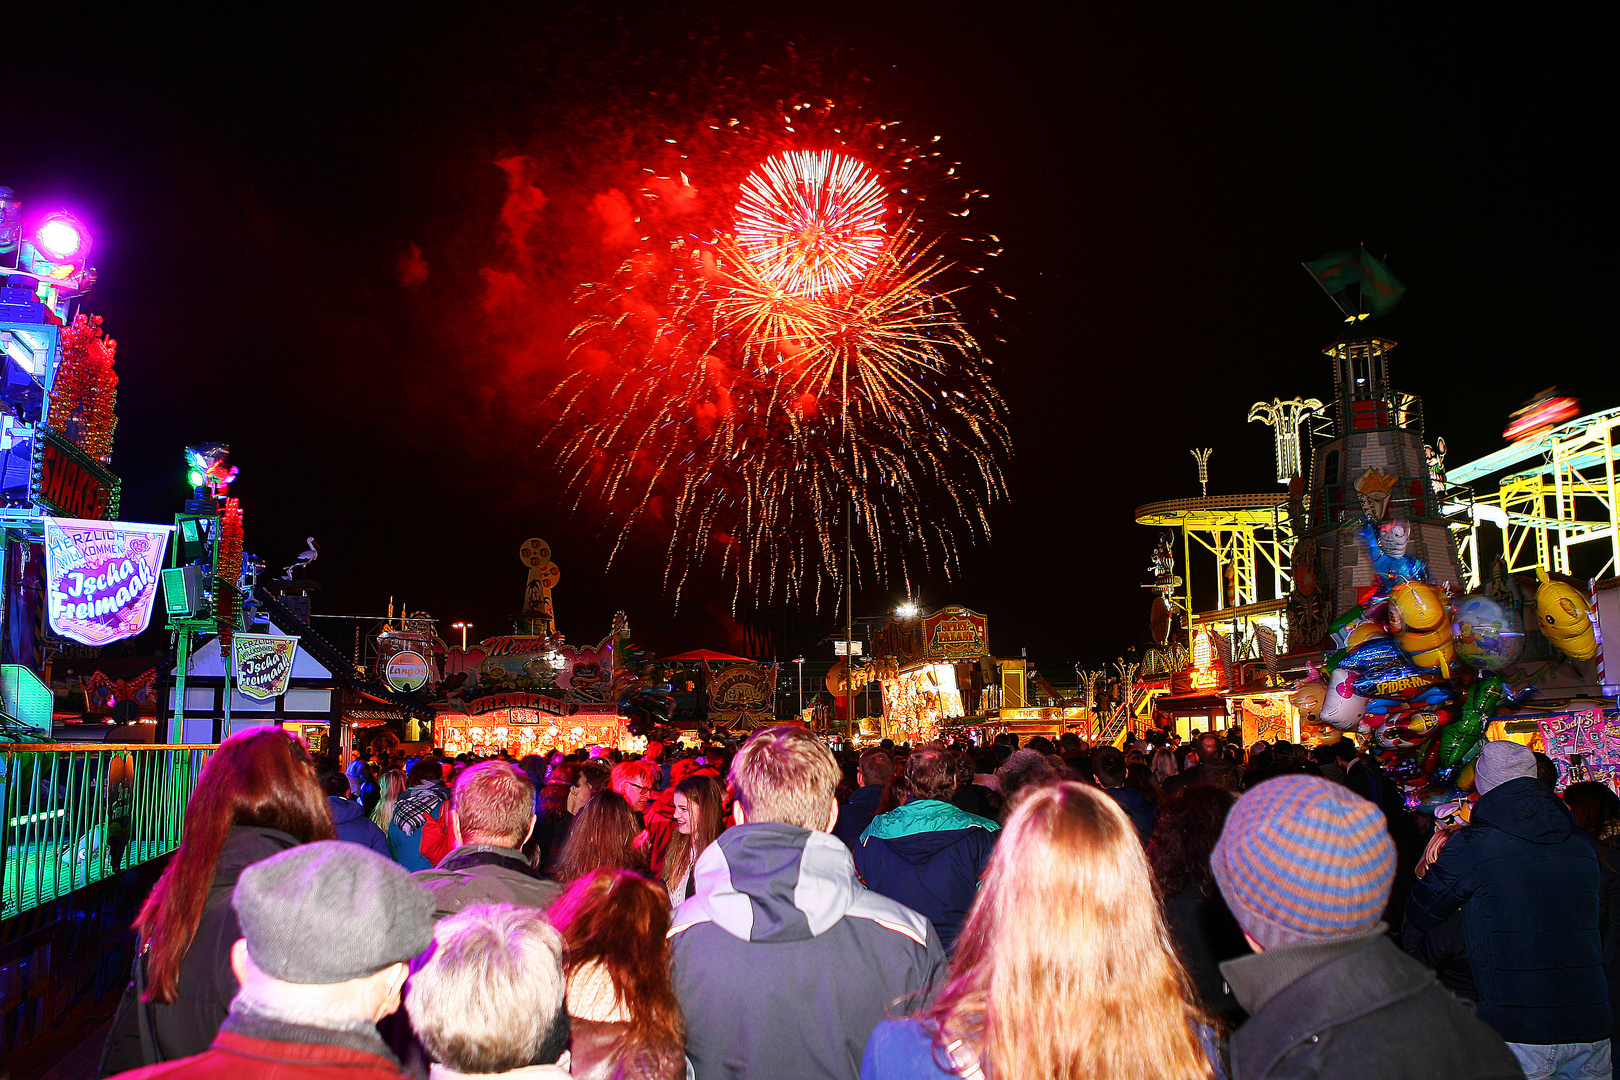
[452,762,534,847]
[407,904,567,1073]
[729,725,840,830]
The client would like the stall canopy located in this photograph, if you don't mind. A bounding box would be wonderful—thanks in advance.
[660,649,755,663]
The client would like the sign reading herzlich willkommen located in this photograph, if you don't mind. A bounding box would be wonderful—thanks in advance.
[233,634,301,701]
[42,517,171,647]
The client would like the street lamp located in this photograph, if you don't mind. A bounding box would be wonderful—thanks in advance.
[794,657,805,718]
[451,621,472,650]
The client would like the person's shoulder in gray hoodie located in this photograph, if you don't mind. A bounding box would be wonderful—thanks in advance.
[670,822,946,1080]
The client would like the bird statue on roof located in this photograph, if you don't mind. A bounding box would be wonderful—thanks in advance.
[282,537,319,579]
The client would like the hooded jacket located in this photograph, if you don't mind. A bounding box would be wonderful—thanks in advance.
[1406,774,1610,1045]
[325,796,392,860]
[669,821,947,1080]
[852,800,998,950]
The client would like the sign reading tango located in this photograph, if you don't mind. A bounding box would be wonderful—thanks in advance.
[233,634,300,701]
[43,518,171,647]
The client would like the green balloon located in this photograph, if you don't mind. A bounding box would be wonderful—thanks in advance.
[1439,676,1505,767]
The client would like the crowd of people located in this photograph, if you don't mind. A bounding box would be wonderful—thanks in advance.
[90,721,1615,1079]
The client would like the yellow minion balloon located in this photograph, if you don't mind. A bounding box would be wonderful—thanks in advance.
[1535,568,1597,661]
[1389,581,1456,678]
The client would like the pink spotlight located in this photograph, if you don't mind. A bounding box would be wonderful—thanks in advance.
[33,212,91,263]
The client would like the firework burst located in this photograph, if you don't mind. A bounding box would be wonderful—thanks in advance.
[559,211,1007,608]
[518,69,1009,610]
[735,150,889,298]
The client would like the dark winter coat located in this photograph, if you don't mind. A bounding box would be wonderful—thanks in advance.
[1406,775,1610,1045]
[1221,928,1521,1080]
[1163,883,1250,1025]
[670,822,947,1080]
[325,796,392,860]
[100,827,302,1076]
[853,799,999,950]
[1101,784,1155,844]
[1587,823,1620,1048]
[949,783,998,823]
[833,784,885,850]
[412,843,562,919]
[1400,909,1477,1002]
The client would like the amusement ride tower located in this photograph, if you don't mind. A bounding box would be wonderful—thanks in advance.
[1289,319,1466,651]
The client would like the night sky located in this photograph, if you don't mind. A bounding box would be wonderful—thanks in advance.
[7,5,1609,679]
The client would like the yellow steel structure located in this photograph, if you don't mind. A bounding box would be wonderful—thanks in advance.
[1135,492,1293,618]
[1445,406,1620,584]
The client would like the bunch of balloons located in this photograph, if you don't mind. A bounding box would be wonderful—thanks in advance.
[1294,515,1599,817]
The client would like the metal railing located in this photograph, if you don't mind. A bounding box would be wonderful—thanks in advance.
[1,744,216,919]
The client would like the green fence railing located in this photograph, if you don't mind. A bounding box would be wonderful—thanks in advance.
[1,744,217,920]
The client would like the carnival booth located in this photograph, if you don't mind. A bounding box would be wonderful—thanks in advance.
[429,540,650,756]
[659,649,777,734]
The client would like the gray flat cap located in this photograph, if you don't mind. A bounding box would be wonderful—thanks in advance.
[232,840,435,984]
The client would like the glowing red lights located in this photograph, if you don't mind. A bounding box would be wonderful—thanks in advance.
[735,150,888,297]
[1502,390,1581,444]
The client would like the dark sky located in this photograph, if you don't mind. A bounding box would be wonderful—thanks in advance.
[8,4,1609,678]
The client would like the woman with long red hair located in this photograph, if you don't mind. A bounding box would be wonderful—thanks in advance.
[860,780,1222,1080]
[98,728,335,1075]
[548,868,685,1080]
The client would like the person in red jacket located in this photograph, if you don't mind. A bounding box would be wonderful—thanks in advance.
[106,841,436,1080]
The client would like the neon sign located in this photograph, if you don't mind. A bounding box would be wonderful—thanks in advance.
[1189,629,1223,692]
[43,517,171,646]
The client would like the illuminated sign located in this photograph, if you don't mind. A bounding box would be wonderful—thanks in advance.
[710,664,776,725]
[1189,628,1223,692]
[35,431,116,519]
[922,606,989,660]
[233,634,300,700]
[385,650,430,692]
[712,667,774,718]
[465,692,570,717]
[42,517,171,646]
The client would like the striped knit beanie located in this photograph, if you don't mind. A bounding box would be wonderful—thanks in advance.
[1211,775,1394,948]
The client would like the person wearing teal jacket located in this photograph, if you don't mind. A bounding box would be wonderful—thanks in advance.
[852,748,999,950]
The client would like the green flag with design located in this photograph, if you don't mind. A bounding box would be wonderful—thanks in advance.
[1358,247,1405,316]
[1302,247,1406,316]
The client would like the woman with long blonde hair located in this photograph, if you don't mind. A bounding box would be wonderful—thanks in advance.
[860,780,1221,1080]
[370,767,406,833]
